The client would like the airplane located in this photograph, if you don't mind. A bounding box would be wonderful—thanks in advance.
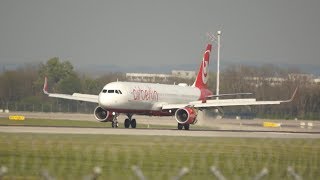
[43,43,297,130]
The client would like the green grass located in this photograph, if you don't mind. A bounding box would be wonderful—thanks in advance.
[0,117,215,130]
[0,117,104,127]
[0,133,319,179]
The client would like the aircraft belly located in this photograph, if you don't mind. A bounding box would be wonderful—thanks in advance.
[123,100,154,111]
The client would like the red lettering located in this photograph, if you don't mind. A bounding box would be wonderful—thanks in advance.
[141,89,145,100]
[131,87,158,102]
[132,89,137,100]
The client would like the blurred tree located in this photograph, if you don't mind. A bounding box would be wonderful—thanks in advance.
[97,72,126,85]
[56,73,82,94]
[34,57,78,94]
[80,75,102,94]
[39,57,74,83]
[0,65,38,103]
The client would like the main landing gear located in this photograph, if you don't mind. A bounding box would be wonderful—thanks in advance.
[124,114,137,128]
[177,123,190,130]
[110,113,137,128]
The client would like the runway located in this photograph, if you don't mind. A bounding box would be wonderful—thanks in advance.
[1,126,319,138]
[1,112,319,138]
[1,111,320,132]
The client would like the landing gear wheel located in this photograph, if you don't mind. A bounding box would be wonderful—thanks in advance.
[177,123,183,130]
[112,121,119,128]
[130,119,137,128]
[184,124,190,130]
[124,118,130,128]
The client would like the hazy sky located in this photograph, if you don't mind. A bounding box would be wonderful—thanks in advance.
[0,0,319,70]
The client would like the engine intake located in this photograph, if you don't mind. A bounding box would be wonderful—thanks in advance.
[94,106,114,122]
[175,107,198,125]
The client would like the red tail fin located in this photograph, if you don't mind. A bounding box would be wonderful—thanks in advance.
[193,44,212,89]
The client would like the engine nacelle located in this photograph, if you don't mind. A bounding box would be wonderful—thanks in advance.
[94,106,114,122]
[175,107,198,125]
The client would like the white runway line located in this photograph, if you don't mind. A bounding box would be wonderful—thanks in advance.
[0,126,319,139]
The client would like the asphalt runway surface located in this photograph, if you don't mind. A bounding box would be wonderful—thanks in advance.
[1,112,319,138]
[1,126,319,138]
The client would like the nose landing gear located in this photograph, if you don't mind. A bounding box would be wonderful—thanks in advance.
[111,121,119,128]
[111,113,119,128]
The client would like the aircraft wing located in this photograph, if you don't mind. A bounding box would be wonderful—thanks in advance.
[43,77,99,103]
[162,87,297,110]
[45,92,99,103]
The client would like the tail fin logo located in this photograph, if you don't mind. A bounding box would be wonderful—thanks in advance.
[202,50,210,84]
[193,44,212,89]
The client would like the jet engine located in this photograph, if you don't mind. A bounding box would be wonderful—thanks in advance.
[175,107,198,125]
[94,106,114,122]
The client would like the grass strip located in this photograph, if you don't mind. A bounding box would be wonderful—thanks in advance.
[0,133,319,179]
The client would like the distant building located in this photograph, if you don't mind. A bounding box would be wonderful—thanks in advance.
[244,76,286,87]
[171,70,196,79]
[126,73,171,82]
[288,73,315,81]
[244,73,320,87]
[313,77,320,84]
[126,70,196,82]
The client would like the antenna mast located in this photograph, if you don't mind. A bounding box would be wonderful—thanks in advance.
[216,30,221,100]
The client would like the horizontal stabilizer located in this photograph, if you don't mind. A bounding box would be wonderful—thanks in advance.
[207,93,252,98]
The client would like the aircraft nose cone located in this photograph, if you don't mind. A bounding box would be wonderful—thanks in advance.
[98,93,110,108]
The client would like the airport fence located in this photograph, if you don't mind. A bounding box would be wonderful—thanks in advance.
[0,134,319,179]
[0,102,96,114]
[1,102,320,120]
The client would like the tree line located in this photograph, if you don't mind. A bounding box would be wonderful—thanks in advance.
[0,58,319,120]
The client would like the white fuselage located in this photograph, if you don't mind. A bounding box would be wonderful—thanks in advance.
[98,82,201,112]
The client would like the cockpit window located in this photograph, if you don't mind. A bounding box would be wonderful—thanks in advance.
[103,89,122,94]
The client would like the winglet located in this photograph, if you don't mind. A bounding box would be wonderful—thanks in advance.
[43,77,49,95]
[282,87,298,103]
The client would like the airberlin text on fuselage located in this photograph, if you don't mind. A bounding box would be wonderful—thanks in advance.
[131,87,158,101]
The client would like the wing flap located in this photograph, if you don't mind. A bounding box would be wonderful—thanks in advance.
[162,99,282,109]
[48,93,99,103]
[193,100,282,108]
[162,98,257,109]
[162,87,297,110]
